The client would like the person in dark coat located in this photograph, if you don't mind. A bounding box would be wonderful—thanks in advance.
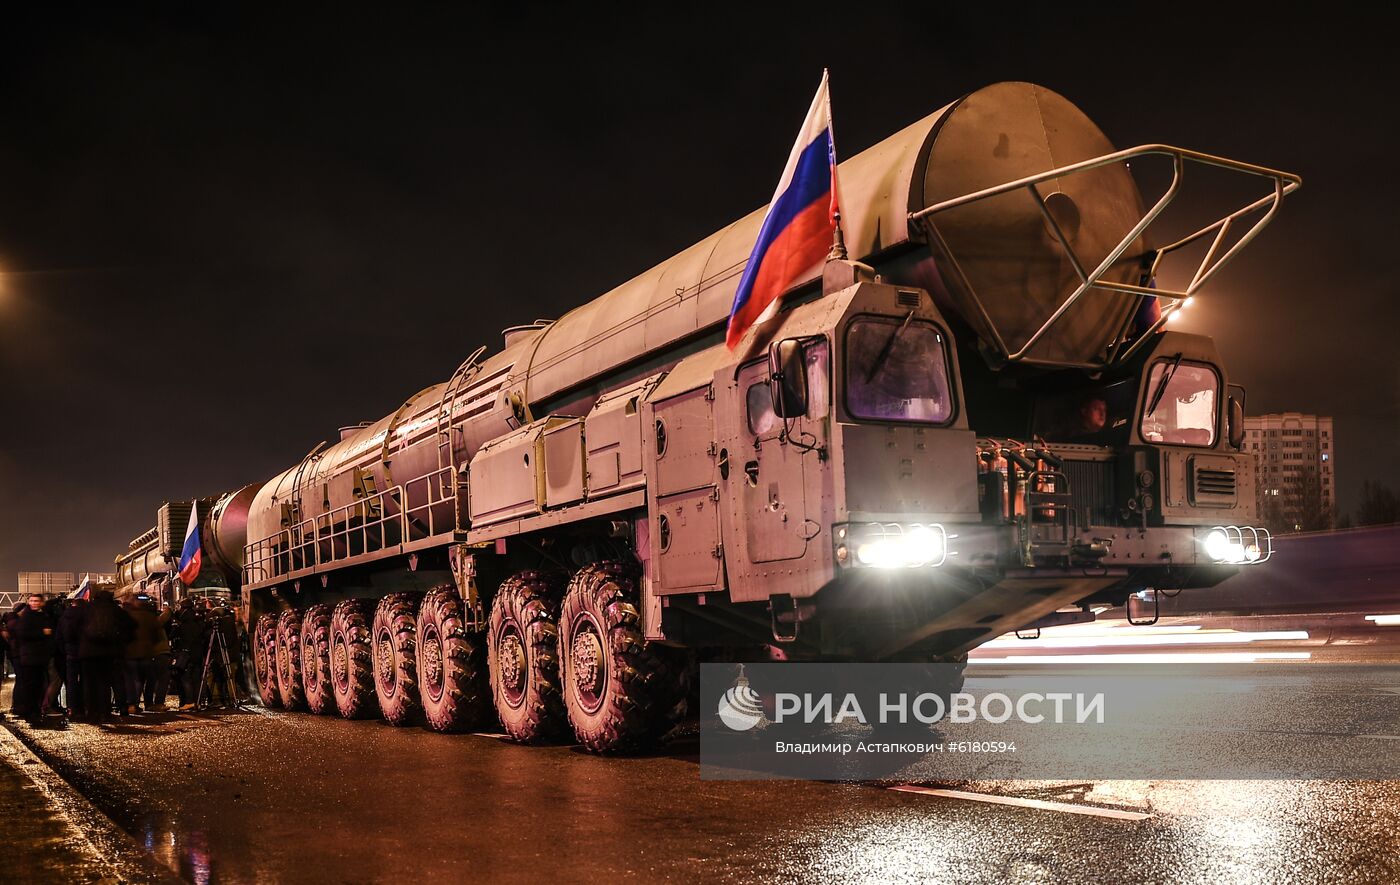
[0,610,10,680]
[122,593,172,713]
[41,597,69,717]
[2,604,24,711]
[13,595,55,726]
[145,593,174,709]
[77,589,135,724]
[173,601,211,710]
[57,598,88,720]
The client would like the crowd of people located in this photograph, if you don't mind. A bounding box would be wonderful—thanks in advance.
[0,589,244,728]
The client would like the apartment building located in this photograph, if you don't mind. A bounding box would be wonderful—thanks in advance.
[1241,413,1335,531]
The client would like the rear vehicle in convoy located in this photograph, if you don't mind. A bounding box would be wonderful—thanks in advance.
[118,82,1299,752]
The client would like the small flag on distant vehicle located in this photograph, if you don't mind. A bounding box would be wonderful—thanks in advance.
[177,500,202,585]
[726,70,841,350]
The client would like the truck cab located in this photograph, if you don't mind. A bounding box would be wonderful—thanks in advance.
[647,269,1266,661]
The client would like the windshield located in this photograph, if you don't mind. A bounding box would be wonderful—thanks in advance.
[1033,378,1137,444]
[845,316,952,423]
[1140,360,1219,446]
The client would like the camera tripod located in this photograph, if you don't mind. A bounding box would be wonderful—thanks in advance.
[195,626,245,710]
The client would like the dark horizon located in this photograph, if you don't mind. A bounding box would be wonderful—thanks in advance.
[1,8,1395,582]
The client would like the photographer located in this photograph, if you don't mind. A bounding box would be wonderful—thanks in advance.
[171,599,210,711]
[204,599,240,704]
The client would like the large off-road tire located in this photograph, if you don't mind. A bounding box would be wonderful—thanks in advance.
[372,593,422,726]
[275,609,306,710]
[329,599,379,720]
[300,604,334,715]
[253,612,281,709]
[559,561,689,753]
[416,587,490,733]
[488,571,568,743]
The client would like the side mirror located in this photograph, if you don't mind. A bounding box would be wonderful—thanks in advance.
[1228,395,1245,449]
[770,339,808,418]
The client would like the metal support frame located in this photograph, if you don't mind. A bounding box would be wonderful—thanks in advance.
[909,144,1301,369]
[1126,589,1160,627]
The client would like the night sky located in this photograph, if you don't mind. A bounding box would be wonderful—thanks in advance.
[1,7,1395,584]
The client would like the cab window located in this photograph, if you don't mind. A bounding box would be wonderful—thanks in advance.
[745,338,829,436]
[746,382,778,436]
[803,338,830,420]
[1033,377,1137,444]
[844,316,953,423]
[1141,360,1219,446]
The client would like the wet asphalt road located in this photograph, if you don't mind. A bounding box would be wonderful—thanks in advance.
[5,675,1400,885]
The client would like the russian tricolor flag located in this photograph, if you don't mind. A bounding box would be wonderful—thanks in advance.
[726,71,840,350]
[177,500,202,585]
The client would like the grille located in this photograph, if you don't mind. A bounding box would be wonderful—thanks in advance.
[158,500,196,559]
[1061,459,1115,528]
[1194,467,1237,503]
[896,289,921,308]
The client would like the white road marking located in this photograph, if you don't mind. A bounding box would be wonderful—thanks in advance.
[971,651,1312,664]
[888,785,1152,821]
[470,732,514,741]
[978,629,1309,649]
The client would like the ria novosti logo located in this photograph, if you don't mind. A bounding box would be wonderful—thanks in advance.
[716,665,1105,731]
[716,667,767,731]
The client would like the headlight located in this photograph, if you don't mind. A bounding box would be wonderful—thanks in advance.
[1202,526,1272,565]
[838,522,948,569]
[1204,529,1236,562]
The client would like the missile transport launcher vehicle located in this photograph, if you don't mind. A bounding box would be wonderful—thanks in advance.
[135,82,1300,752]
[113,487,258,601]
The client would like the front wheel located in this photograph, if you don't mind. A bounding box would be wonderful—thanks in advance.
[558,561,688,753]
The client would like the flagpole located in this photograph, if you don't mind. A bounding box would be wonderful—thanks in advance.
[823,68,848,261]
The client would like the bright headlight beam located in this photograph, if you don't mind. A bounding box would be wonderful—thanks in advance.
[844,523,947,568]
[856,539,902,568]
[1204,529,1232,561]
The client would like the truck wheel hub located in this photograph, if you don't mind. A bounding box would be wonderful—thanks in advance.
[332,641,348,690]
[302,645,317,690]
[421,633,444,699]
[499,633,525,696]
[376,634,395,688]
[572,628,604,699]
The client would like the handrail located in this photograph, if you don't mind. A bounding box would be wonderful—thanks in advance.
[242,466,460,587]
[437,345,486,471]
[909,143,1301,368]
